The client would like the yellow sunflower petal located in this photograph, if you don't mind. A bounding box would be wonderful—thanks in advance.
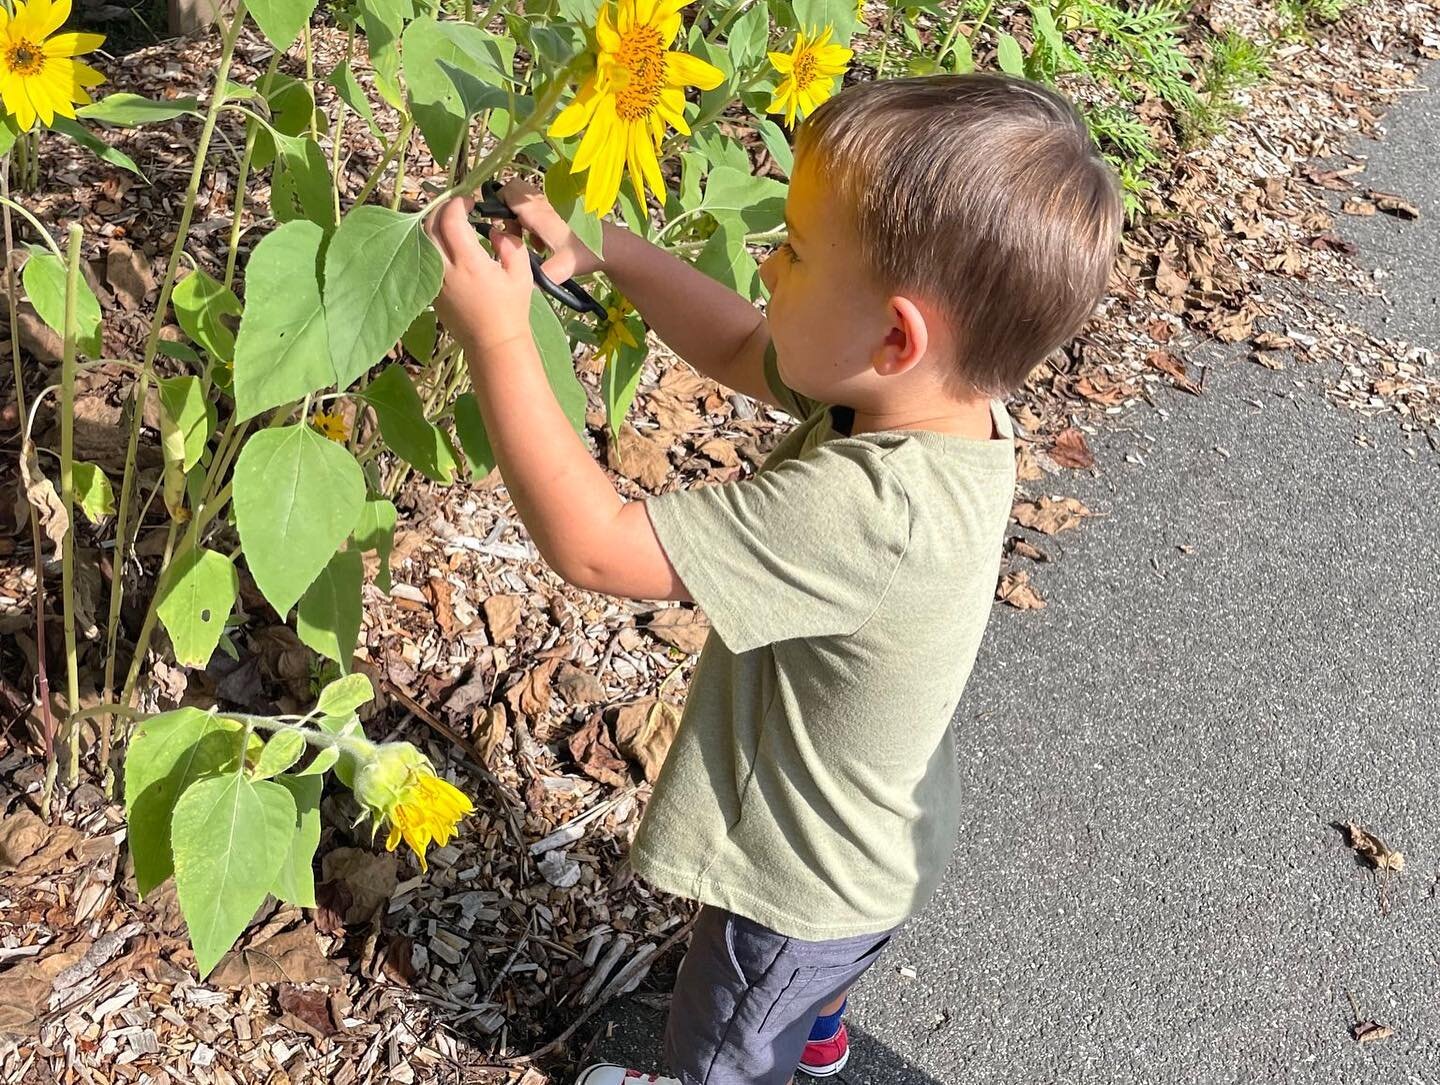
[549,75,601,139]
[584,124,626,213]
[0,5,9,33]
[655,86,688,134]
[42,31,105,57]
[666,50,723,91]
[816,44,854,67]
[572,96,616,172]
[632,125,665,202]
[595,5,622,53]
[768,50,794,74]
[33,0,73,41]
[385,823,402,851]
[614,0,633,34]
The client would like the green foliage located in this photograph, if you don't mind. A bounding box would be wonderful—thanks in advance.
[1185,30,1270,142]
[155,548,240,667]
[22,245,102,357]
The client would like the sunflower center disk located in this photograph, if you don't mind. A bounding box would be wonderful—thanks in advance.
[792,49,819,90]
[613,26,665,121]
[6,40,44,76]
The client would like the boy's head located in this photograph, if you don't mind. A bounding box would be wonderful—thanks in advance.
[759,74,1122,409]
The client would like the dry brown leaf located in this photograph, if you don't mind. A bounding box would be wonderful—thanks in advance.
[1154,252,1189,298]
[1145,350,1201,395]
[1049,427,1095,470]
[1011,495,1091,536]
[477,703,508,763]
[1252,350,1287,371]
[278,985,338,1038]
[608,424,672,489]
[645,608,711,655]
[1008,537,1051,563]
[483,594,522,644]
[18,442,68,561]
[428,577,456,637]
[697,436,740,467]
[319,848,398,924]
[1351,1021,1395,1045]
[16,304,63,363]
[0,942,89,1038]
[105,240,154,309]
[658,365,713,400]
[211,926,346,989]
[506,658,559,717]
[1074,374,1137,406]
[1014,442,1045,483]
[1340,198,1377,217]
[1368,189,1420,220]
[647,392,703,441]
[554,662,606,706]
[1336,821,1405,872]
[614,698,681,782]
[568,710,630,788]
[996,570,1045,610]
[0,808,49,871]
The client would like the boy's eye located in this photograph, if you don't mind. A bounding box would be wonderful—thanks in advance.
[778,240,798,262]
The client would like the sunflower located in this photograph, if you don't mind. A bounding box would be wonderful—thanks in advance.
[549,0,723,215]
[0,0,105,132]
[352,741,474,871]
[310,409,348,443]
[597,297,640,368]
[767,25,852,130]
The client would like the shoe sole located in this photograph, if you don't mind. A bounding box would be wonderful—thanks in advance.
[798,1049,850,1078]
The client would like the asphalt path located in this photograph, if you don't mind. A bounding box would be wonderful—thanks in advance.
[586,62,1440,1085]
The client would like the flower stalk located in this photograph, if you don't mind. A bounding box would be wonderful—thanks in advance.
[58,222,82,783]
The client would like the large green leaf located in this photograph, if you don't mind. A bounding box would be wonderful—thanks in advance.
[233,220,335,421]
[324,206,444,390]
[77,93,200,125]
[325,59,381,138]
[156,376,214,518]
[700,167,788,233]
[358,0,410,109]
[22,245,101,357]
[271,134,337,230]
[123,709,244,897]
[452,392,494,479]
[155,548,239,668]
[50,117,145,179]
[233,424,366,618]
[695,213,761,299]
[248,0,321,50]
[73,462,115,522]
[271,774,323,907]
[602,336,648,443]
[402,17,515,166]
[172,268,241,363]
[727,2,770,69]
[252,73,324,170]
[351,496,397,592]
[360,364,459,483]
[401,309,438,362]
[793,0,859,40]
[530,293,587,434]
[296,549,363,666]
[171,772,296,976]
[316,672,375,717]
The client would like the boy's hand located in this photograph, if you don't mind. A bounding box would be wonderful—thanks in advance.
[497,180,605,282]
[423,194,534,358]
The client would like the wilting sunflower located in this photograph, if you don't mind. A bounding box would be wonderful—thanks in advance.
[550,0,723,214]
[0,0,106,132]
[767,25,852,130]
[596,297,640,368]
[352,741,474,871]
[310,409,348,443]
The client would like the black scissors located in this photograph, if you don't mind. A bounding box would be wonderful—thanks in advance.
[473,181,608,320]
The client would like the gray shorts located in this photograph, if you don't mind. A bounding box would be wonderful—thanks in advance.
[663,906,895,1085]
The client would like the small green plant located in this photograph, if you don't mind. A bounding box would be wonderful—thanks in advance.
[1184,30,1270,143]
[1279,0,1351,38]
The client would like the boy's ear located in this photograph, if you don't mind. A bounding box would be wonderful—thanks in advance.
[872,295,931,378]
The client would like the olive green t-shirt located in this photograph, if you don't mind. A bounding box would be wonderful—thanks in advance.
[634,351,1017,940]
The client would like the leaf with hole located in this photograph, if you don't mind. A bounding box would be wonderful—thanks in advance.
[233,424,365,618]
[156,548,239,668]
[271,134,337,230]
[172,268,241,364]
[171,772,296,976]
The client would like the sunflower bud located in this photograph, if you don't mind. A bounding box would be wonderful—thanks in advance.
[349,741,474,870]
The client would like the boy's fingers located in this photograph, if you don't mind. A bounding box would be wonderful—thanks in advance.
[490,227,534,288]
[500,179,568,244]
[539,251,578,284]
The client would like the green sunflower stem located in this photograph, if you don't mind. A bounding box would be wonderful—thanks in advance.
[58,223,83,784]
[102,1,249,748]
[224,52,281,290]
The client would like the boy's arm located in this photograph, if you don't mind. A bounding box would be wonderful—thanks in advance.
[499,182,779,408]
[425,197,690,601]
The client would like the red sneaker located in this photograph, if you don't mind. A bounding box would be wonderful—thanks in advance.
[798,1021,850,1077]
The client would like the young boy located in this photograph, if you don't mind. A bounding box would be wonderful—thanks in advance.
[425,73,1122,1085]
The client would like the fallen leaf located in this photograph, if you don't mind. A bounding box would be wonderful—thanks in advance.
[1049,428,1094,470]
[1144,350,1201,395]
[1011,495,1091,536]
[313,879,352,937]
[1007,537,1051,563]
[644,608,711,655]
[1308,233,1358,255]
[1252,350,1286,371]
[996,570,1045,610]
[1154,252,1189,298]
[0,942,89,1038]
[696,437,740,467]
[1368,189,1420,220]
[608,424,672,489]
[658,365,713,400]
[505,659,558,717]
[646,391,703,442]
[477,703,508,763]
[211,926,346,989]
[483,594,522,644]
[319,848,398,924]
[1351,1020,1395,1045]
[0,808,49,870]
[1336,821,1404,872]
[554,662,606,706]
[278,984,337,1038]
[428,577,456,638]
[1014,443,1045,482]
[105,240,155,310]
[614,698,681,783]
[1213,308,1256,344]
[16,304,63,362]
[568,710,630,788]
[1340,198,1376,217]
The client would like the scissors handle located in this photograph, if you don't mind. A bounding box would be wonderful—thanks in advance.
[476,183,608,319]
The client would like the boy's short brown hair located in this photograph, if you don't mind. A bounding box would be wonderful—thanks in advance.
[795,73,1123,399]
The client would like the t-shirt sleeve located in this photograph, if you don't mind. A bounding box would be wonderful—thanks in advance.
[645,441,912,655]
[763,339,820,420]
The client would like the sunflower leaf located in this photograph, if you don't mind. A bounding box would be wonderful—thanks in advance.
[22,245,102,357]
[155,547,239,669]
[248,0,322,49]
[358,364,460,484]
[403,17,515,166]
[49,117,146,180]
[296,549,364,667]
[77,93,201,126]
[172,267,242,364]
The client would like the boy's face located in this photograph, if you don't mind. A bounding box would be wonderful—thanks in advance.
[759,158,895,407]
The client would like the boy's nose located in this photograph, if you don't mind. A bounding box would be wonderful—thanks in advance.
[758,249,779,293]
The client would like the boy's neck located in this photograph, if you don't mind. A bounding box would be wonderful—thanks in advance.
[847,396,999,441]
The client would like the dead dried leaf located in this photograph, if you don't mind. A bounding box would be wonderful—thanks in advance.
[1049,428,1094,470]
[16,304,63,363]
[18,442,68,561]
[1341,198,1377,217]
[614,698,681,782]
[1351,1020,1395,1045]
[0,942,89,1038]
[696,437,740,467]
[1368,189,1420,220]
[1145,350,1201,395]
[1336,821,1404,872]
[996,570,1045,610]
[554,662,606,706]
[319,848,398,924]
[658,366,713,401]
[106,240,154,309]
[1154,252,1189,298]
[0,808,49,870]
[644,608,711,655]
[506,658,558,717]
[568,710,630,788]
[608,424,672,489]
[477,703,508,763]
[428,576,456,637]
[278,984,338,1038]
[483,594,522,644]
[1308,233,1358,255]
[1008,537,1050,563]
[211,926,346,989]
[1011,495,1092,536]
